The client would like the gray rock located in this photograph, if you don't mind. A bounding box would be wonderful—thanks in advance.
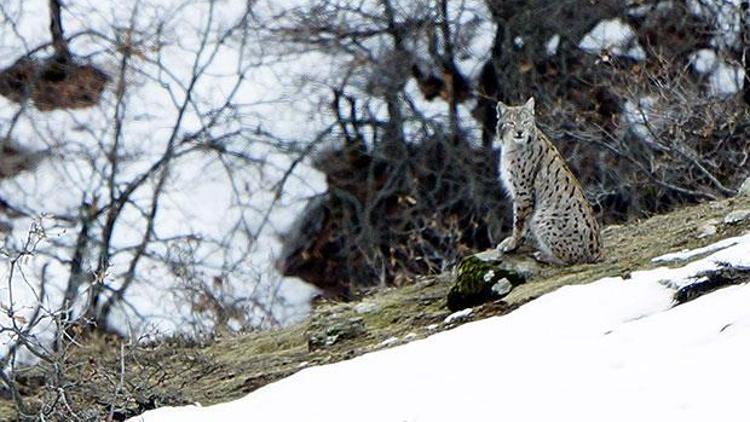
[723,209,750,225]
[695,220,718,239]
[307,316,365,351]
[353,301,380,314]
[738,176,750,197]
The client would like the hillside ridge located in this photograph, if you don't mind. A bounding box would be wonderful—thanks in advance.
[3,195,750,420]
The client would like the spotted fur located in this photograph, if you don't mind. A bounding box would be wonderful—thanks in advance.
[495,97,602,264]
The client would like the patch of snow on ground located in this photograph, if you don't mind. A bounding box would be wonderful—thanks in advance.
[130,234,750,422]
[689,49,744,97]
[622,96,659,143]
[640,232,750,290]
[653,233,748,263]
[708,62,745,97]
[545,34,560,56]
[689,49,718,74]
[629,0,675,17]
[443,308,473,324]
[377,337,400,348]
[688,0,742,49]
[578,18,646,61]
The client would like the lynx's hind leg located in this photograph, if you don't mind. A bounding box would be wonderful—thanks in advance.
[530,216,568,265]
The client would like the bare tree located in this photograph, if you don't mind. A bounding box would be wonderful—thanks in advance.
[266,0,507,295]
[0,0,328,417]
[0,0,310,369]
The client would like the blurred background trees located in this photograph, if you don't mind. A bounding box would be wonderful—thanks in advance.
[0,2,749,415]
[274,0,750,296]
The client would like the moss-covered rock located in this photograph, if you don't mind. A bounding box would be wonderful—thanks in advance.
[447,250,538,311]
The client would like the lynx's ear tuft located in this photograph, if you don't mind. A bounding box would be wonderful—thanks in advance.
[524,97,535,114]
[496,101,508,119]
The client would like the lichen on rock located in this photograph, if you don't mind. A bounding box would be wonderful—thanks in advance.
[306,314,366,351]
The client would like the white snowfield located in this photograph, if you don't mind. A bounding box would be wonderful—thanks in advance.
[578,18,646,61]
[131,233,750,422]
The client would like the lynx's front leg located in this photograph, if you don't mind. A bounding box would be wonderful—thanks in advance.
[498,190,533,253]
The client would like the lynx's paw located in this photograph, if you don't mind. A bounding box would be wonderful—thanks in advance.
[533,251,564,265]
[497,236,518,253]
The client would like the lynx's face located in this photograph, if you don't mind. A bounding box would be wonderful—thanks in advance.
[496,97,535,146]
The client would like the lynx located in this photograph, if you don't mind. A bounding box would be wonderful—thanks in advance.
[495,97,602,264]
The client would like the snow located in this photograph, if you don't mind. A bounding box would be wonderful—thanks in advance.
[130,233,750,422]
[689,49,718,74]
[482,269,495,281]
[684,0,747,97]
[688,49,744,97]
[377,336,400,348]
[653,233,747,263]
[629,0,675,17]
[708,62,745,97]
[622,95,659,143]
[688,0,742,49]
[443,307,473,324]
[545,34,560,56]
[578,18,646,61]
[0,0,326,357]
[0,0,503,362]
[406,0,495,146]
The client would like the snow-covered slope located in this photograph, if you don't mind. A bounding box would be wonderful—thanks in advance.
[130,232,750,422]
